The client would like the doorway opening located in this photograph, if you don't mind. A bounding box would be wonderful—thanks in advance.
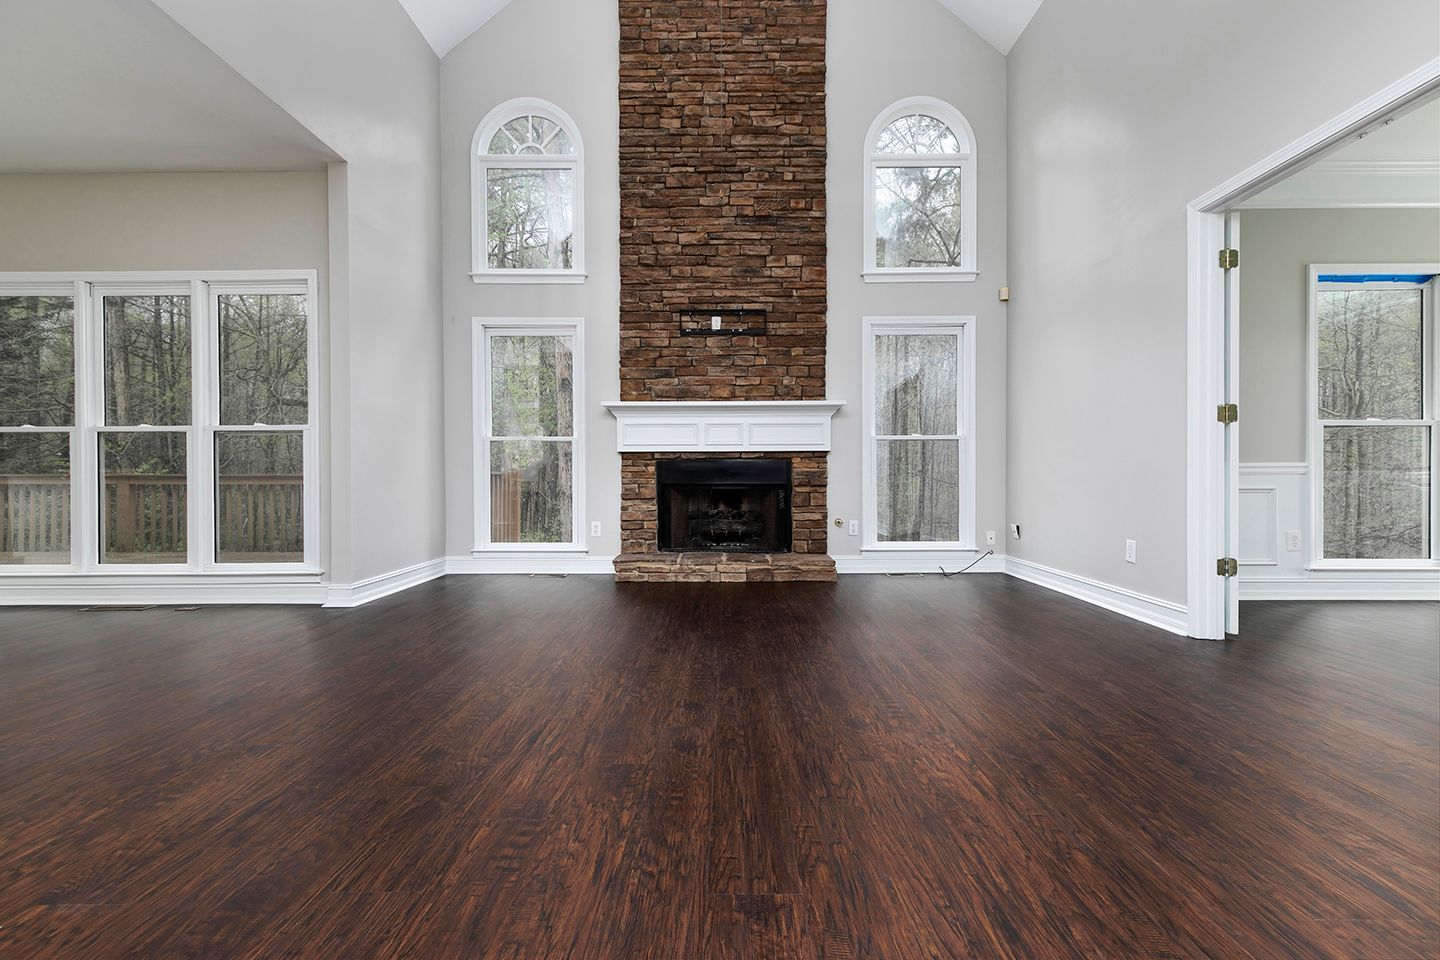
[1186,61,1440,638]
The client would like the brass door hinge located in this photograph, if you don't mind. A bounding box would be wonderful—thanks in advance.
[1216,402,1238,423]
[1218,248,1239,270]
[1216,557,1238,577]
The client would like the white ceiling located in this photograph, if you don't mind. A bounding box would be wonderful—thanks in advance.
[0,0,337,174]
[1239,97,1440,209]
[397,0,1045,59]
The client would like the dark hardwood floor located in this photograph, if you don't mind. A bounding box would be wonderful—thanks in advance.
[0,576,1436,959]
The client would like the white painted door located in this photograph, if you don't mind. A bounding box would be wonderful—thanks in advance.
[1224,213,1241,635]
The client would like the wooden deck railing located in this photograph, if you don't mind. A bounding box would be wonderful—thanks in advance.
[0,474,303,558]
[491,469,523,542]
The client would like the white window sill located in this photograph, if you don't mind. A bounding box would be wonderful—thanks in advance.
[1305,561,1440,574]
[861,544,977,554]
[864,269,977,284]
[471,271,586,285]
[471,546,589,556]
[0,569,322,580]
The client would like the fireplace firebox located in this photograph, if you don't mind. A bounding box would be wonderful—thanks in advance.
[656,459,791,553]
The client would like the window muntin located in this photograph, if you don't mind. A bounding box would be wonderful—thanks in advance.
[864,319,972,550]
[865,99,976,280]
[477,322,583,551]
[473,100,584,280]
[1309,273,1437,567]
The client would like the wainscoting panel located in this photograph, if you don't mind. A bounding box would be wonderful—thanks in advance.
[1238,462,1440,600]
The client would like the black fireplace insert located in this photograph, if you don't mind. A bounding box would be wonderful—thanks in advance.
[656,458,791,553]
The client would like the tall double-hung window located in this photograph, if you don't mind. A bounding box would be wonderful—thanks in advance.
[0,273,318,572]
[1309,268,1437,566]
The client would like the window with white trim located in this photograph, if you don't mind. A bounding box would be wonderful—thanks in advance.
[1309,268,1437,566]
[863,317,974,550]
[864,98,977,282]
[0,273,319,572]
[476,320,584,551]
[472,99,584,283]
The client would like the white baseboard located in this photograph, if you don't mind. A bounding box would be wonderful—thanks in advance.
[0,575,327,606]
[323,558,447,608]
[1003,556,1189,636]
[1239,577,1440,601]
[832,552,1006,574]
[445,555,617,575]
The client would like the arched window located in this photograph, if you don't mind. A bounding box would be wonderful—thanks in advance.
[864,98,976,281]
[472,99,584,283]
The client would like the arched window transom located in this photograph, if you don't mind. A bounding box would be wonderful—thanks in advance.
[864,98,977,281]
[472,99,584,283]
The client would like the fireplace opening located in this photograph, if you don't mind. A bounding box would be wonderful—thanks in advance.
[657,459,791,553]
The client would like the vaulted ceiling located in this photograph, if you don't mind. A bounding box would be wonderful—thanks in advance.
[396,0,1044,59]
[0,0,337,173]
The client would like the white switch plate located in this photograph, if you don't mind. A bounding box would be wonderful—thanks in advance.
[1285,530,1302,551]
[1008,523,1021,540]
[985,530,996,546]
[848,520,859,536]
[1125,539,1137,563]
[591,521,602,537]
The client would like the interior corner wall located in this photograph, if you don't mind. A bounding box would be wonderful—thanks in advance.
[151,0,444,586]
[1237,207,1440,463]
[825,0,1008,558]
[439,0,621,560]
[1006,0,1440,605]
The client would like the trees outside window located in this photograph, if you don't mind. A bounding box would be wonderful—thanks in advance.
[473,101,584,282]
[477,321,583,551]
[865,98,977,281]
[1311,275,1437,564]
[0,274,317,573]
[863,318,974,551]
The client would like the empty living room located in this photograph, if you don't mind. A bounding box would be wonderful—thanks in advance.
[2,0,1438,957]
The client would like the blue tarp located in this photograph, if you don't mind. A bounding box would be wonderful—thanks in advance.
[1317,273,1436,284]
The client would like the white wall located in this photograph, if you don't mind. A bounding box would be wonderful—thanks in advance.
[1237,207,1440,463]
[1006,0,1440,605]
[150,0,445,585]
[439,0,621,559]
[826,0,1008,558]
[0,172,328,272]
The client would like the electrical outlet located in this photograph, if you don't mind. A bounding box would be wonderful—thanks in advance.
[985,530,996,546]
[1125,539,1137,563]
[848,520,859,536]
[590,521,602,537]
[1285,530,1302,551]
[1008,523,1021,540]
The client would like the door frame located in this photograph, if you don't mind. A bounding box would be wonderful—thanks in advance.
[1185,57,1440,640]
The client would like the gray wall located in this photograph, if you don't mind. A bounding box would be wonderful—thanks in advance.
[1238,207,1440,463]
[152,0,444,585]
[440,0,621,559]
[1007,0,1440,604]
[0,171,328,271]
[438,0,1009,560]
[826,0,1008,556]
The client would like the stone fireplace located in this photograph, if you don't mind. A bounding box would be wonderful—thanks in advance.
[612,0,834,582]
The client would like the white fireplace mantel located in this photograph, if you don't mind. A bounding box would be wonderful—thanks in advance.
[602,400,845,452]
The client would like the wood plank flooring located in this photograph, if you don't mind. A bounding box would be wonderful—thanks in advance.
[0,575,1436,958]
